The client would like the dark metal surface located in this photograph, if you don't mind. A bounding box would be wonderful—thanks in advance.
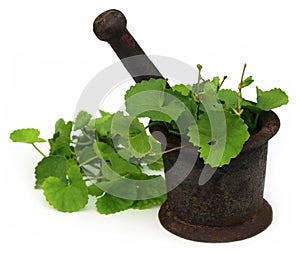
[93,9,170,86]
[159,199,273,242]
[158,111,280,242]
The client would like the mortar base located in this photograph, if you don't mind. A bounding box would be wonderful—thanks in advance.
[158,199,272,242]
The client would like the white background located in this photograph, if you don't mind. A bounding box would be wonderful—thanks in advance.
[1,0,299,253]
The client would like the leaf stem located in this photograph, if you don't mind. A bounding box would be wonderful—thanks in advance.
[149,145,184,156]
[79,156,99,167]
[32,143,46,157]
[81,166,99,177]
[197,64,203,85]
[239,64,247,88]
[82,130,94,141]
[196,64,204,103]
[161,145,184,155]
[236,64,247,116]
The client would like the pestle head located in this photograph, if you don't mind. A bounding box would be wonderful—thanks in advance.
[93,9,127,41]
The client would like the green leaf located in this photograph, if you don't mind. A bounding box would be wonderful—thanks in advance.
[96,170,166,203]
[55,118,73,135]
[111,112,151,156]
[217,89,254,109]
[188,111,250,167]
[125,78,186,123]
[77,145,98,166]
[43,165,88,212]
[110,157,141,175]
[132,194,167,210]
[95,114,113,136]
[242,76,254,88]
[125,173,167,201]
[167,87,198,132]
[96,193,134,214]
[256,87,289,111]
[196,81,224,113]
[35,155,68,188]
[94,142,142,176]
[94,141,116,161]
[125,78,167,98]
[210,77,220,91]
[139,136,163,165]
[147,157,164,170]
[74,111,92,131]
[88,184,104,197]
[67,158,78,168]
[10,128,46,143]
[99,110,112,117]
[96,176,138,200]
[96,172,166,213]
[217,89,237,106]
[241,109,257,134]
[172,84,192,96]
[48,119,73,157]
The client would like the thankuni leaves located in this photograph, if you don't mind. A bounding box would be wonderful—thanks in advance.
[10,65,288,214]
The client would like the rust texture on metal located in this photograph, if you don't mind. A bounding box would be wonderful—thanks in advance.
[157,111,280,242]
[93,9,170,86]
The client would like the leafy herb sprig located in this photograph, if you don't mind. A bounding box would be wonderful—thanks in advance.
[10,64,289,213]
[10,111,167,214]
[125,64,288,167]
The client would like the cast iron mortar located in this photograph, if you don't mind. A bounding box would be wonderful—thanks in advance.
[93,9,280,242]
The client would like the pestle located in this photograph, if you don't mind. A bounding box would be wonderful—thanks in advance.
[93,9,170,88]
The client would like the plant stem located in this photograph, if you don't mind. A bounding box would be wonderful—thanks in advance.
[149,145,184,156]
[81,166,98,177]
[82,130,94,141]
[197,64,203,85]
[32,143,46,157]
[218,76,228,92]
[236,92,242,116]
[196,64,204,103]
[79,156,99,167]
[161,145,184,154]
[240,64,247,87]
[236,64,247,116]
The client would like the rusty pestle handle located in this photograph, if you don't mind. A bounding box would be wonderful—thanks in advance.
[93,9,170,87]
